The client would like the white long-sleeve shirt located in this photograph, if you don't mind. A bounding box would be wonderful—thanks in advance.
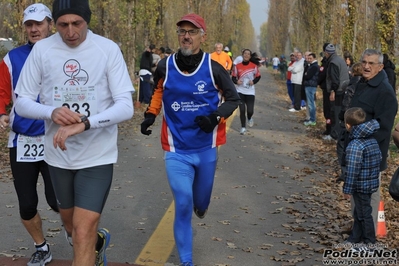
[14,30,134,169]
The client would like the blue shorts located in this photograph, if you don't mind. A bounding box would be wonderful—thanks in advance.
[48,164,113,213]
[273,65,278,70]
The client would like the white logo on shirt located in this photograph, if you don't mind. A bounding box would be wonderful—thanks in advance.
[193,80,209,95]
[171,101,181,111]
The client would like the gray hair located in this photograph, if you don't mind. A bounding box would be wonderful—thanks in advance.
[362,49,383,63]
[214,42,223,48]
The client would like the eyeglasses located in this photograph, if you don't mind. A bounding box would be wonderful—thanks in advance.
[176,29,201,36]
[361,61,381,66]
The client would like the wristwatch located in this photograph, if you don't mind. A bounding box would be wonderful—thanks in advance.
[80,115,91,131]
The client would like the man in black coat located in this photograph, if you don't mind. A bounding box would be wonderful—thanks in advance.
[348,48,398,231]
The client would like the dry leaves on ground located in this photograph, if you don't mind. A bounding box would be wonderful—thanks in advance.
[269,70,399,265]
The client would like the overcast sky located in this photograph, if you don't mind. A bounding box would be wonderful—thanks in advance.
[247,0,269,35]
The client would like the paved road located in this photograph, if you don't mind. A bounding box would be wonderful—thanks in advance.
[0,67,332,266]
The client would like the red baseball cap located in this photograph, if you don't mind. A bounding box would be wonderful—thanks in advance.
[176,13,206,32]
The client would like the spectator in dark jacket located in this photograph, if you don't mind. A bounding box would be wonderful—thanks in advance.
[383,53,396,92]
[139,44,155,105]
[318,43,332,137]
[303,53,319,126]
[348,49,398,232]
[344,53,355,77]
[325,43,350,140]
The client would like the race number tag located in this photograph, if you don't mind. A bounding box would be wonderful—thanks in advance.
[53,86,97,117]
[16,135,45,162]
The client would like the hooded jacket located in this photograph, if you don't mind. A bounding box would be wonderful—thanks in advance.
[343,119,381,195]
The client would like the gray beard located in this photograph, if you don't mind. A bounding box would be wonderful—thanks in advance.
[180,48,193,56]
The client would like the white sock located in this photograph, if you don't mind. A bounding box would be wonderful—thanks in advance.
[34,240,48,251]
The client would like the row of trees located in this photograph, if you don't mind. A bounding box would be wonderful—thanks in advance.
[4,1,399,76]
[260,0,399,62]
[0,0,258,78]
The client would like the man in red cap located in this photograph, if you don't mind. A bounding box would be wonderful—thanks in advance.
[140,13,240,266]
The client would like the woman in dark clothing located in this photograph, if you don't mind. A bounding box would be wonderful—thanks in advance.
[345,55,355,77]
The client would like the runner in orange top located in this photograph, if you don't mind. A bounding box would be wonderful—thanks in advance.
[211,42,233,72]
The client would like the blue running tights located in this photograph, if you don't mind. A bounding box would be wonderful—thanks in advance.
[164,148,217,264]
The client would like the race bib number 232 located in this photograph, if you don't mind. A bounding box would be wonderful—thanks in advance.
[16,135,45,162]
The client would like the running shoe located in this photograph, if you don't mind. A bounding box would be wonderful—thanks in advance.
[322,135,334,141]
[95,228,111,266]
[64,229,73,246]
[27,244,52,266]
[304,121,316,126]
[248,118,254,127]
[351,243,372,254]
[288,108,299,112]
[240,127,246,135]
[194,207,207,219]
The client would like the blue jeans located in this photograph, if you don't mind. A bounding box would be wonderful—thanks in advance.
[305,86,316,122]
[348,192,376,244]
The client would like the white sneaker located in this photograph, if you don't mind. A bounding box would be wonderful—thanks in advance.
[248,118,254,127]
[322,135,333,141]
[301,106,307,110]
[288,108,299,112]
[240,127,246,135]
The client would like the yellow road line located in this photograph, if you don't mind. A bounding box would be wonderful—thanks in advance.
[134,203,175,265]
[134,109,237,265]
